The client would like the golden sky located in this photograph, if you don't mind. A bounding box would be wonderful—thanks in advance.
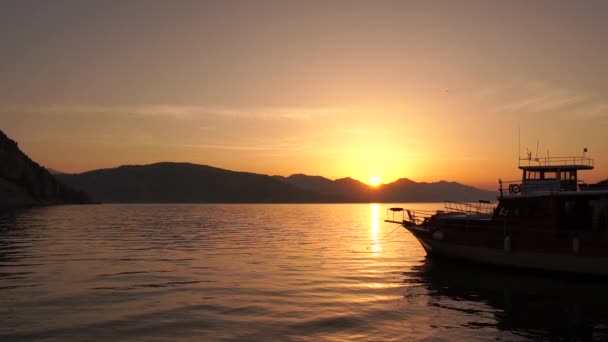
[1,1,607,190]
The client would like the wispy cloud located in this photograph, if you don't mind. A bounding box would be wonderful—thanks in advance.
[571,103,608,121]
[491,82,586,114]
[49,135,321,154]
[479,81,608,124]
[0,104,359,120]
[173,132,349,157]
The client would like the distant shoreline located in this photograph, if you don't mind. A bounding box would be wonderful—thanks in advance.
[1,200,494,211]
[56,162,498,204]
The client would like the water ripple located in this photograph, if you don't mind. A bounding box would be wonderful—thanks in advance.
[1,204,607,341]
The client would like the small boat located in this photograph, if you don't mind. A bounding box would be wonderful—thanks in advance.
[386,152,608,275]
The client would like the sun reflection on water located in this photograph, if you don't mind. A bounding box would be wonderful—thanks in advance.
[370,203,382,253]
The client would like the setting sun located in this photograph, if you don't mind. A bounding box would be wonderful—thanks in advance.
[370,176,381,186]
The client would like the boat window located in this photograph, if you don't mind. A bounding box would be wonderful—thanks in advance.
[560,171,576,182]
[543,171,557,180]
[526,171,540,180]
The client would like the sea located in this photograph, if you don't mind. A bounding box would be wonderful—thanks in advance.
[1,203,608,341]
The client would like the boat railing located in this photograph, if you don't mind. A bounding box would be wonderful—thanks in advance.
[443,200,496,215]
[385,207,435,225]
[405,209,436,225]
[386,201,496,225]
[518,155,594,168]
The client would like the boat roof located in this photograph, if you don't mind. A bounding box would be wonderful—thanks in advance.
[519,164,594,171]
[518,156,594,171]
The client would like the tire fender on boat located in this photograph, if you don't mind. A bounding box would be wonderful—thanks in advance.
[508,184,520,194]
[432,230,444,241]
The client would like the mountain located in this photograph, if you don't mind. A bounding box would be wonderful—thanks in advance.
[57,163,497,203]
[380,178,496,202]
[45,168,66,175]
[580,179,608,190]
[277,174,496,202]
[273,174,374,201]
[56,163,324,203]
[0,129,91,210]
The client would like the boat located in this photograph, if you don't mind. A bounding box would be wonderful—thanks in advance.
[386,152,608,275]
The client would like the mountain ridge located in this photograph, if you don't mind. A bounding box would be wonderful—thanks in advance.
[58,162,498,203]
[57,162,324,203]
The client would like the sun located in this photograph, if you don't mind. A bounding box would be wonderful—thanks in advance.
[370,176,381,186]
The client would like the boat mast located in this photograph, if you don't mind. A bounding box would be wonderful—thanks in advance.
[518,125,521,168]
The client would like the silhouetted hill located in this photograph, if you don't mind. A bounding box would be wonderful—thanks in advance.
[273,174,373,201]
[0,129,91,210]
[57,163,324,203]
[57,163,497,203]
[45,168,65,175]
[580,179,608,190]
[278,174,496,202]
[333,177,376,201]
[272,174,334,194]
[380,178,496,202]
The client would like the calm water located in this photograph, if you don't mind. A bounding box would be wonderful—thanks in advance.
[1,204,608,341]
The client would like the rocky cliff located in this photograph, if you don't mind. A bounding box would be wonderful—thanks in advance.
[0,129,91,210]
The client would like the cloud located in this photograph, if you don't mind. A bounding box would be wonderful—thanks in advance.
[479,81,608,124]
[571,103,608,121]
[491,82,586,114]
[0,104,358,120]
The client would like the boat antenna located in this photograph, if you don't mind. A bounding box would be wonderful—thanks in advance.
[518,125,521,166]
[535,138,539,161]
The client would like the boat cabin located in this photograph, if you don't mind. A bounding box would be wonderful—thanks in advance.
[502,156,594,196]
[494,154,608,233]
